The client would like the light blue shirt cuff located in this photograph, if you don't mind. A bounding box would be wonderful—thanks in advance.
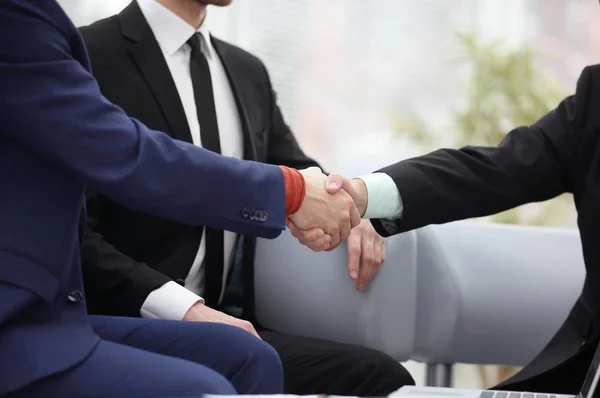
[356,172,404,219]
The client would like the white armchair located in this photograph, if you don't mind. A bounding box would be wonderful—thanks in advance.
[253,228,418,361]
[252,221,585,388]
[413,221,585,386]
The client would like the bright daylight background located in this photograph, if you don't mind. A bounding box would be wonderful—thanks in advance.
[58,0,600,388]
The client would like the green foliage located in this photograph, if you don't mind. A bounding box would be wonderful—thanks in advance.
[394,32,572,226]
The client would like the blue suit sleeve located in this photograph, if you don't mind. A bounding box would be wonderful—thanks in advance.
[0,1,286,238]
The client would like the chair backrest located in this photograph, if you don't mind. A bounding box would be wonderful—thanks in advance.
[253,229,419,361]
[413,221,585,366]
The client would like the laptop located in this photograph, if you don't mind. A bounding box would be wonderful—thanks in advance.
[392,343,600,398]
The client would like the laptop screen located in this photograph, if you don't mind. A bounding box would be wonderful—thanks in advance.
[580,343,600,398]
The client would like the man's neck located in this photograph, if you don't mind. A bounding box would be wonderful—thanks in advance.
[156,0,207,30]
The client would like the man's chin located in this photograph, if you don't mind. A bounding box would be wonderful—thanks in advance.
[195,0,233,6]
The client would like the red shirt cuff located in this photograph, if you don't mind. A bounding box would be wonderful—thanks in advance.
[279,166,306,215]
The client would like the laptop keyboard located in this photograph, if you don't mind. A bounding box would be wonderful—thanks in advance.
[479,392,558,398]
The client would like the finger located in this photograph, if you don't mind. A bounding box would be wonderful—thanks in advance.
[236,320,261,339]
[302,233,332,251]
[299,232,332,250]
[305,237,331,252]
[287,218,327,242]
[340,216,353,240]
[286,219,309,239]
[325,173,347,194]
[328,230,341,250]
[376,237,386,265]
[379,239,387,264]
[288,226,330,251]
[349,203,362,229]
[247,326,261,339]
[357,237,375,290]
[300,227,327,242]
[286,218,301,237]
[339,175,356,198]
[346,231,361,280]
[250,327,262,339]
[285,218,295,229]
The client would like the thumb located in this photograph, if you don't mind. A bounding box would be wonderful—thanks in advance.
[325,173,351,194]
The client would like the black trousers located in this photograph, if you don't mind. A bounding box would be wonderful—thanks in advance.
[495,321,597,394]
[259,329,414,396]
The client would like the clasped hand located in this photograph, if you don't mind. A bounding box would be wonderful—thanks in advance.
[286,167,360,250]
[286,168,385,290]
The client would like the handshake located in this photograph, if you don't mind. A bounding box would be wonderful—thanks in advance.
[286,167,368,252]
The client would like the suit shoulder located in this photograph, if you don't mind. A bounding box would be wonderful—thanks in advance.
[575,64,600,98]
[213,38,268,75]
[572,65,600,116]
[78,15,122,56]
[584,64,600,77]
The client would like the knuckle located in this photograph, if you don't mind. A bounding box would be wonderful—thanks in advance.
[344,195,354,207]
[308,241,321,250]
[241,321,253,330]
[340,211,351,223]
[349,247,361,256]
[309,231,323,241]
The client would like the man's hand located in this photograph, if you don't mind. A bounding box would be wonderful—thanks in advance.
[287,173,369,251]
[346,219,386,290]
[287,167,361,250]
[325,174,368,217]
[183,301,261,339]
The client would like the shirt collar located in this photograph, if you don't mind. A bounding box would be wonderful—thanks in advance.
[137,0,214,58]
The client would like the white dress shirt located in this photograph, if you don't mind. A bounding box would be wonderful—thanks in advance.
[137,0,243,320]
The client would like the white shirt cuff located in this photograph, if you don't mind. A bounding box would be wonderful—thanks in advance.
[356,172,404,219]
[140,281,204,320]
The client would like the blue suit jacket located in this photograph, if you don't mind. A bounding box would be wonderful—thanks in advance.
[0,0,286,393]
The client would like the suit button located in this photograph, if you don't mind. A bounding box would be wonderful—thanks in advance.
[67,290,84,303]
[253,210,267,222]
[260,211,268,222]
[175,278,185,286]
[241,207,250,219]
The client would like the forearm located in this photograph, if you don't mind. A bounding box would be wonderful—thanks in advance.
[355,122,579,236]
[0,7,294,238]
[82,224,173,316]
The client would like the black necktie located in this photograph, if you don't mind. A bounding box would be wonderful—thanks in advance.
[187,33,224,306]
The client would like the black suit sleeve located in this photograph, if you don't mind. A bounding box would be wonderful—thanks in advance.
[82,189,171,317]
[371,66,593,237]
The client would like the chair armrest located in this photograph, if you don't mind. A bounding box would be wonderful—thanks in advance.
[253,229,418,361]
[413,221,585,366]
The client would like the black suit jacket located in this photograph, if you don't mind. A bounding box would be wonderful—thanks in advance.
[371,65,600,392]
[79,2,319,320]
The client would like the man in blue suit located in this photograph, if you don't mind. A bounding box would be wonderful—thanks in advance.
[0,0,359,396]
